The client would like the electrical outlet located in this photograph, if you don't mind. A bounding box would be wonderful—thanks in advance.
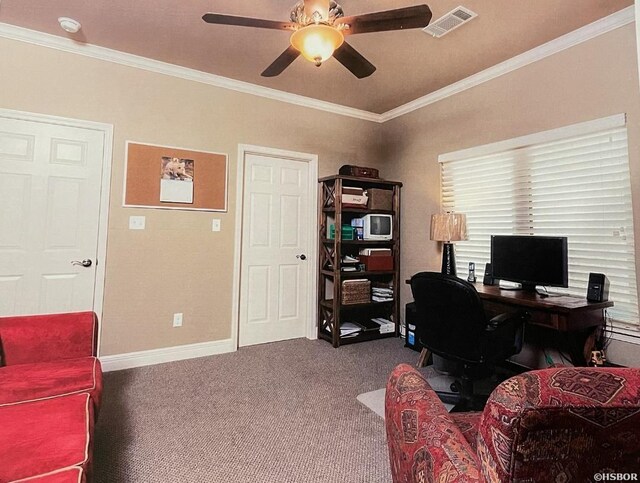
[212,219,221,232]
[173,313,183,328]
[129,216,146,230]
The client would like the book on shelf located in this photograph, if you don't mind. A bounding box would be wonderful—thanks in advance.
[359,248,392,256]
[355,319,382,332]
[341,266,358,272]
[340,322,362,336]
[371,317,395,334]
[372,296,394,302]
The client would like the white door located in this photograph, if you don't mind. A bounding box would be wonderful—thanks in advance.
[0,115,107,316]
[239,153,311,346]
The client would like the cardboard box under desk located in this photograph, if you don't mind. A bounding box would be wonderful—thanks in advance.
[360,255,393,271]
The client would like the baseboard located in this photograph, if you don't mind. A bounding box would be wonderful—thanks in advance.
[100,338,236,372]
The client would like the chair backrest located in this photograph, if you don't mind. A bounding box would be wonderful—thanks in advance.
[410,272,487,363]
[477,367,640,482]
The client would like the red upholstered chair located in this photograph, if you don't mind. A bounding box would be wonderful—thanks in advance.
[385,363,640,483]
[0,311,102,409]
[0,312,102,482]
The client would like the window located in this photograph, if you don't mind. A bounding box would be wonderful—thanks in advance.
[440,115,639,331]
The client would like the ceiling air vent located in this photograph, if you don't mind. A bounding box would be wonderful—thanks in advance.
[423,6,477,38]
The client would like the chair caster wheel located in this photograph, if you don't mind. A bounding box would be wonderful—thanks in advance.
[450,382,460,393]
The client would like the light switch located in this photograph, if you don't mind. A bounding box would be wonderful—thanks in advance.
[212,219,221,232]
[129,216,146,230]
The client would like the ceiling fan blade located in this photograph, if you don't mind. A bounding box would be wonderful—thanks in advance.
[202,13,295,31]
[333,42,376,79]
[338,5,433,35]
[261,46,301,77]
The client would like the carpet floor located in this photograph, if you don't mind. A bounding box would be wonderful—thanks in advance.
[94,337,421,483]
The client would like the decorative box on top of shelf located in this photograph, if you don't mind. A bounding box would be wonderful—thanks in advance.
[317,174,402,348]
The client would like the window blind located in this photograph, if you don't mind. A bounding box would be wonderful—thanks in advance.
[441,119,639,329]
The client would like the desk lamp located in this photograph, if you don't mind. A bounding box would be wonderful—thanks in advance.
[430,212,467,276]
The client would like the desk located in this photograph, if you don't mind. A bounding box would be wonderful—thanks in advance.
[474,283,613,365]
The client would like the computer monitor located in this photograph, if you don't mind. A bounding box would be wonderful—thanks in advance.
[490,235,568,291]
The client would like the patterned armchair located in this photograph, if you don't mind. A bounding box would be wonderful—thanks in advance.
[385,363,640,482]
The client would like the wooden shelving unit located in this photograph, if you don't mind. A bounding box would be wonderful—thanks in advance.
[317,174,402,347]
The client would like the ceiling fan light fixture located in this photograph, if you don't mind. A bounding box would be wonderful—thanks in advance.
[303,0,330,22]
[290,24,344,66]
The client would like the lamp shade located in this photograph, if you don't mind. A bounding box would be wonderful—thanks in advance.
[290,24,344,66]
[430,213,468,242]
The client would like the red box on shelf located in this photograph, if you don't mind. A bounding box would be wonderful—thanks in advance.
[360,255,393,271]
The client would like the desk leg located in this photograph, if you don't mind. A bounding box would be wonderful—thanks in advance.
[417,348,431,368]
[566,326,600,367]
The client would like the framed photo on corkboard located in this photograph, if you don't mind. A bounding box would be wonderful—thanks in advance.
[123,141,228,211]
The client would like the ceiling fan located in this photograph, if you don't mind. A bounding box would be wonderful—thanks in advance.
[202,0,432,79]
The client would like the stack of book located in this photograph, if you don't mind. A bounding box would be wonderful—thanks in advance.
[372,285,393,302]
[371,317,395,334]
[340,319,384,337]
[340,322,362,337]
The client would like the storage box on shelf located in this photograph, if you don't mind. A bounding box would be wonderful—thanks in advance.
[360,254,393,271]
[367,188,393,210]
[341,279,371,305]
[318,174,402,347]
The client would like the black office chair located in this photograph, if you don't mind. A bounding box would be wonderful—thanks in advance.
[410,272,525,412]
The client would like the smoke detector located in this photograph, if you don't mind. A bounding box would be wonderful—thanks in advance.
[423,6,476,38]
[58,17,81,34]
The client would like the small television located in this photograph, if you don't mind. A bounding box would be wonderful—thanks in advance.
[490,235,568,291]
[362,214,393,240]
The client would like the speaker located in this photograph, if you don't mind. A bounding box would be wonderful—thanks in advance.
[483,263,495,285]
[587,273,609,302]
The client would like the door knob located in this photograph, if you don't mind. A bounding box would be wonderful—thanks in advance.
[71,259,93,267]
[296,254,307,260]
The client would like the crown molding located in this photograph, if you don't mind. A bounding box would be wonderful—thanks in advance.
[380,5,635,122]
[0,5,634,124]
[0,22,382,123]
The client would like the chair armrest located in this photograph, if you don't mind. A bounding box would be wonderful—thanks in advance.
[0,312,98,366]
[485,312,525,354]
[385,364,481,483]
[486,312,523,329]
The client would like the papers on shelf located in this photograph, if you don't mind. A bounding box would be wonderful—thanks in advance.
[340,322,362,336]
[339,318,395,336]
[372,287,393,302]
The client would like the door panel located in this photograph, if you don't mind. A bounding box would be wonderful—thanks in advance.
[278,264,300,320]
[239,153,310,346]
[0,115,105,316]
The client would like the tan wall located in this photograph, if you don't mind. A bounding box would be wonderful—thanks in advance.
[0,37,386,355]
[3,24,640,363]
[382,24,640,365]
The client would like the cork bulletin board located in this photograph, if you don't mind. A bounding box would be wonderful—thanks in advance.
[123,142,228,211]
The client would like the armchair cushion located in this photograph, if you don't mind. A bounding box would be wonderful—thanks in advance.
[12,467,86,483]
[479,366,640,482]
[385,363,481,482]
[0,357,102,410]
[0,393,94,483]
[386,364,640,483]
[449,412,482,452]
[0,312,97,366]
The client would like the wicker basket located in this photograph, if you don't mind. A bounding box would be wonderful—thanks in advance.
[341,279,371,305]
[367,188,393,211]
